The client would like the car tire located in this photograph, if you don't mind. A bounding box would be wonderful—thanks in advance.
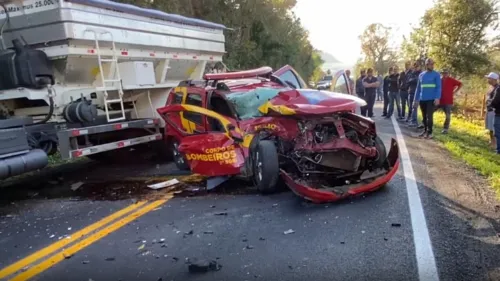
[171,140,190,171]
[373,136,387,168]
[253,140,280,194]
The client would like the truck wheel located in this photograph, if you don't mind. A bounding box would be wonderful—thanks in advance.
[253,140,280,194]
[373,136,387,168]
[171,140,189,171]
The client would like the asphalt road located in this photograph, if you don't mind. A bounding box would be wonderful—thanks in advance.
[0,103,499,281]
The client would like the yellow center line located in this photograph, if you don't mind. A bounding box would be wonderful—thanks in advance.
[0,201,147,279]
[10,197,171,281]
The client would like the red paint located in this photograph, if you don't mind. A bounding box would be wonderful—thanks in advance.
[156,66,399,203]
[282,139,400,203]
[121,51,128,56]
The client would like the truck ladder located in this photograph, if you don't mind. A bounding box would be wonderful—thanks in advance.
[84,28,126,123]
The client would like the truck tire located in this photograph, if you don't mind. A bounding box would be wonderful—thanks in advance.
[253,140,280,194]
[373,136,387,169]
[171,140,189,171]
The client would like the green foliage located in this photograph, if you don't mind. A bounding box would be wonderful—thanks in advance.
[115,0,322,81]
[402,0,498,77]
[357,23,398,75]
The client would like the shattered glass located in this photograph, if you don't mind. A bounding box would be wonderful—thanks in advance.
[226,87,285,120]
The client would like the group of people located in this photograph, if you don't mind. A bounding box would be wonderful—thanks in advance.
[354,58,463,139]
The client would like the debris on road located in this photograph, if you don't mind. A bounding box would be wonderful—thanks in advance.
[245,245,254,250]
[71,181,84,191]
[187,258,222,273]
[214,212,228,216]
[105,257,115,261]
[63,253,73,259]
[138,244,145,250]
[259,237,266,241]
[82,260,90,264]
[203,231,214,234]
[284,229,295,235]
[147,179,180,190]
[391,223,402,227]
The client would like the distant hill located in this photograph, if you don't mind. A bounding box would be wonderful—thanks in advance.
[319,51,341,64]
[318,51,350,73]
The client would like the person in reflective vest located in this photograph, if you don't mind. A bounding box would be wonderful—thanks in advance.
[413,58,442,139]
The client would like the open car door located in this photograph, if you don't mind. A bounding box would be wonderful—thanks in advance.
[273,65,307,89]
[330,70,354,95]
[157,104,248,177]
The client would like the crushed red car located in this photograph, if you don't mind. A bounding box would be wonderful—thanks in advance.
[157,65,400,203]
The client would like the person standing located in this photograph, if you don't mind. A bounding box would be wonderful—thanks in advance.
[346,69,355,94]
[376,72,384,101]
[356,69,367,114]
[485,72,499,150]
[414,58,442,139]
[362,68,380,117]
[407,61,422,127]
[439,69,462,134]
[399,61,412,120]
[385,66,401,119]
[382,67,392,117]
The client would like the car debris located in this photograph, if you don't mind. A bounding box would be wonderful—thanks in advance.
[147,179,180,190]
[70,181,84,191]
[284,229,295,235]
[105,257,115,261]
[391,223,402,227]
[187,258,222,273]
[214,212,228,216]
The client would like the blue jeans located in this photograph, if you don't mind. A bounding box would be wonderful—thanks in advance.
[400,91,409,118]
[494,116,500,153]
[411,102,419,124]
[388,91,401,117]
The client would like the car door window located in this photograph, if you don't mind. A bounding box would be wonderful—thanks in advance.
[184,94,204,126]
[332,74,349,94]
[279,70,301,89]
[171,92,183,104]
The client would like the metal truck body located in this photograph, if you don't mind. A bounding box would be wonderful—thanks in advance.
[0,0,226,179]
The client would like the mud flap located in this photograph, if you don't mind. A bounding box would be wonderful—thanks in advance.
[281,138,400,203]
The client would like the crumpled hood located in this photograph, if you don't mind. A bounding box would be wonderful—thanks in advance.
[261,89,366,116]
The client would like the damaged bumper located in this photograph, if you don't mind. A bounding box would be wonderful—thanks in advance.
[281,138,400,203]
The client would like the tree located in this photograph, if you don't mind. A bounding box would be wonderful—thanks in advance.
[403,0,498,77]
[358,23,398,74]
[114,0,323,81]
[401,25,429,63]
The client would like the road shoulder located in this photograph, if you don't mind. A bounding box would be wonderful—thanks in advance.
[399,121,500,281]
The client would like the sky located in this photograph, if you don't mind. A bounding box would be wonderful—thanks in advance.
[293,0,436,66]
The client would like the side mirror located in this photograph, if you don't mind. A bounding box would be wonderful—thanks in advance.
[226,124,243,143]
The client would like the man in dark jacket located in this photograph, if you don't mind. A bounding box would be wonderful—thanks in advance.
[399,61,412,120]
[382,67,392,117]
[486,72,500,153]
[362,68,380,117]
[385,66,401,119]
[356,69,366,114]
[407,61,422,126]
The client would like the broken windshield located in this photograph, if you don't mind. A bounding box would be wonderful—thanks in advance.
[226,87,285,120]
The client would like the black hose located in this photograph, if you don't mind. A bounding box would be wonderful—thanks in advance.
[34,95,54,124]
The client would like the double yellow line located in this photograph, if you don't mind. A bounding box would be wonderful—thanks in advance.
[0,196,171,281]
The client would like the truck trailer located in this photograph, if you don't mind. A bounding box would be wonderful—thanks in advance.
[0,0,226,179]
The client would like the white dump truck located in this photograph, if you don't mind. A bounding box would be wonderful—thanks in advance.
[0,0,226,179]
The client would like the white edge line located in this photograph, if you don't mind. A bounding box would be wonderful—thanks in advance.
[391,116,440,281]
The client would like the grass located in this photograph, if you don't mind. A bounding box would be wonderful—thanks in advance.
[430,111,500,194]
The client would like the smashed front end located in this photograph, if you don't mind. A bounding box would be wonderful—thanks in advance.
[275,113,400,203]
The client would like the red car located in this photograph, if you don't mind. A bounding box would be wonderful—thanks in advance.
[157,66,399,203]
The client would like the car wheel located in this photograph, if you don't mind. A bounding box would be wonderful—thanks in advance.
[253,140,280,194]
[373,136,387,168]
[171,140,190,171]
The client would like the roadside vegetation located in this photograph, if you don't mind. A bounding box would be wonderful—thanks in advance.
[432,112,500,194]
